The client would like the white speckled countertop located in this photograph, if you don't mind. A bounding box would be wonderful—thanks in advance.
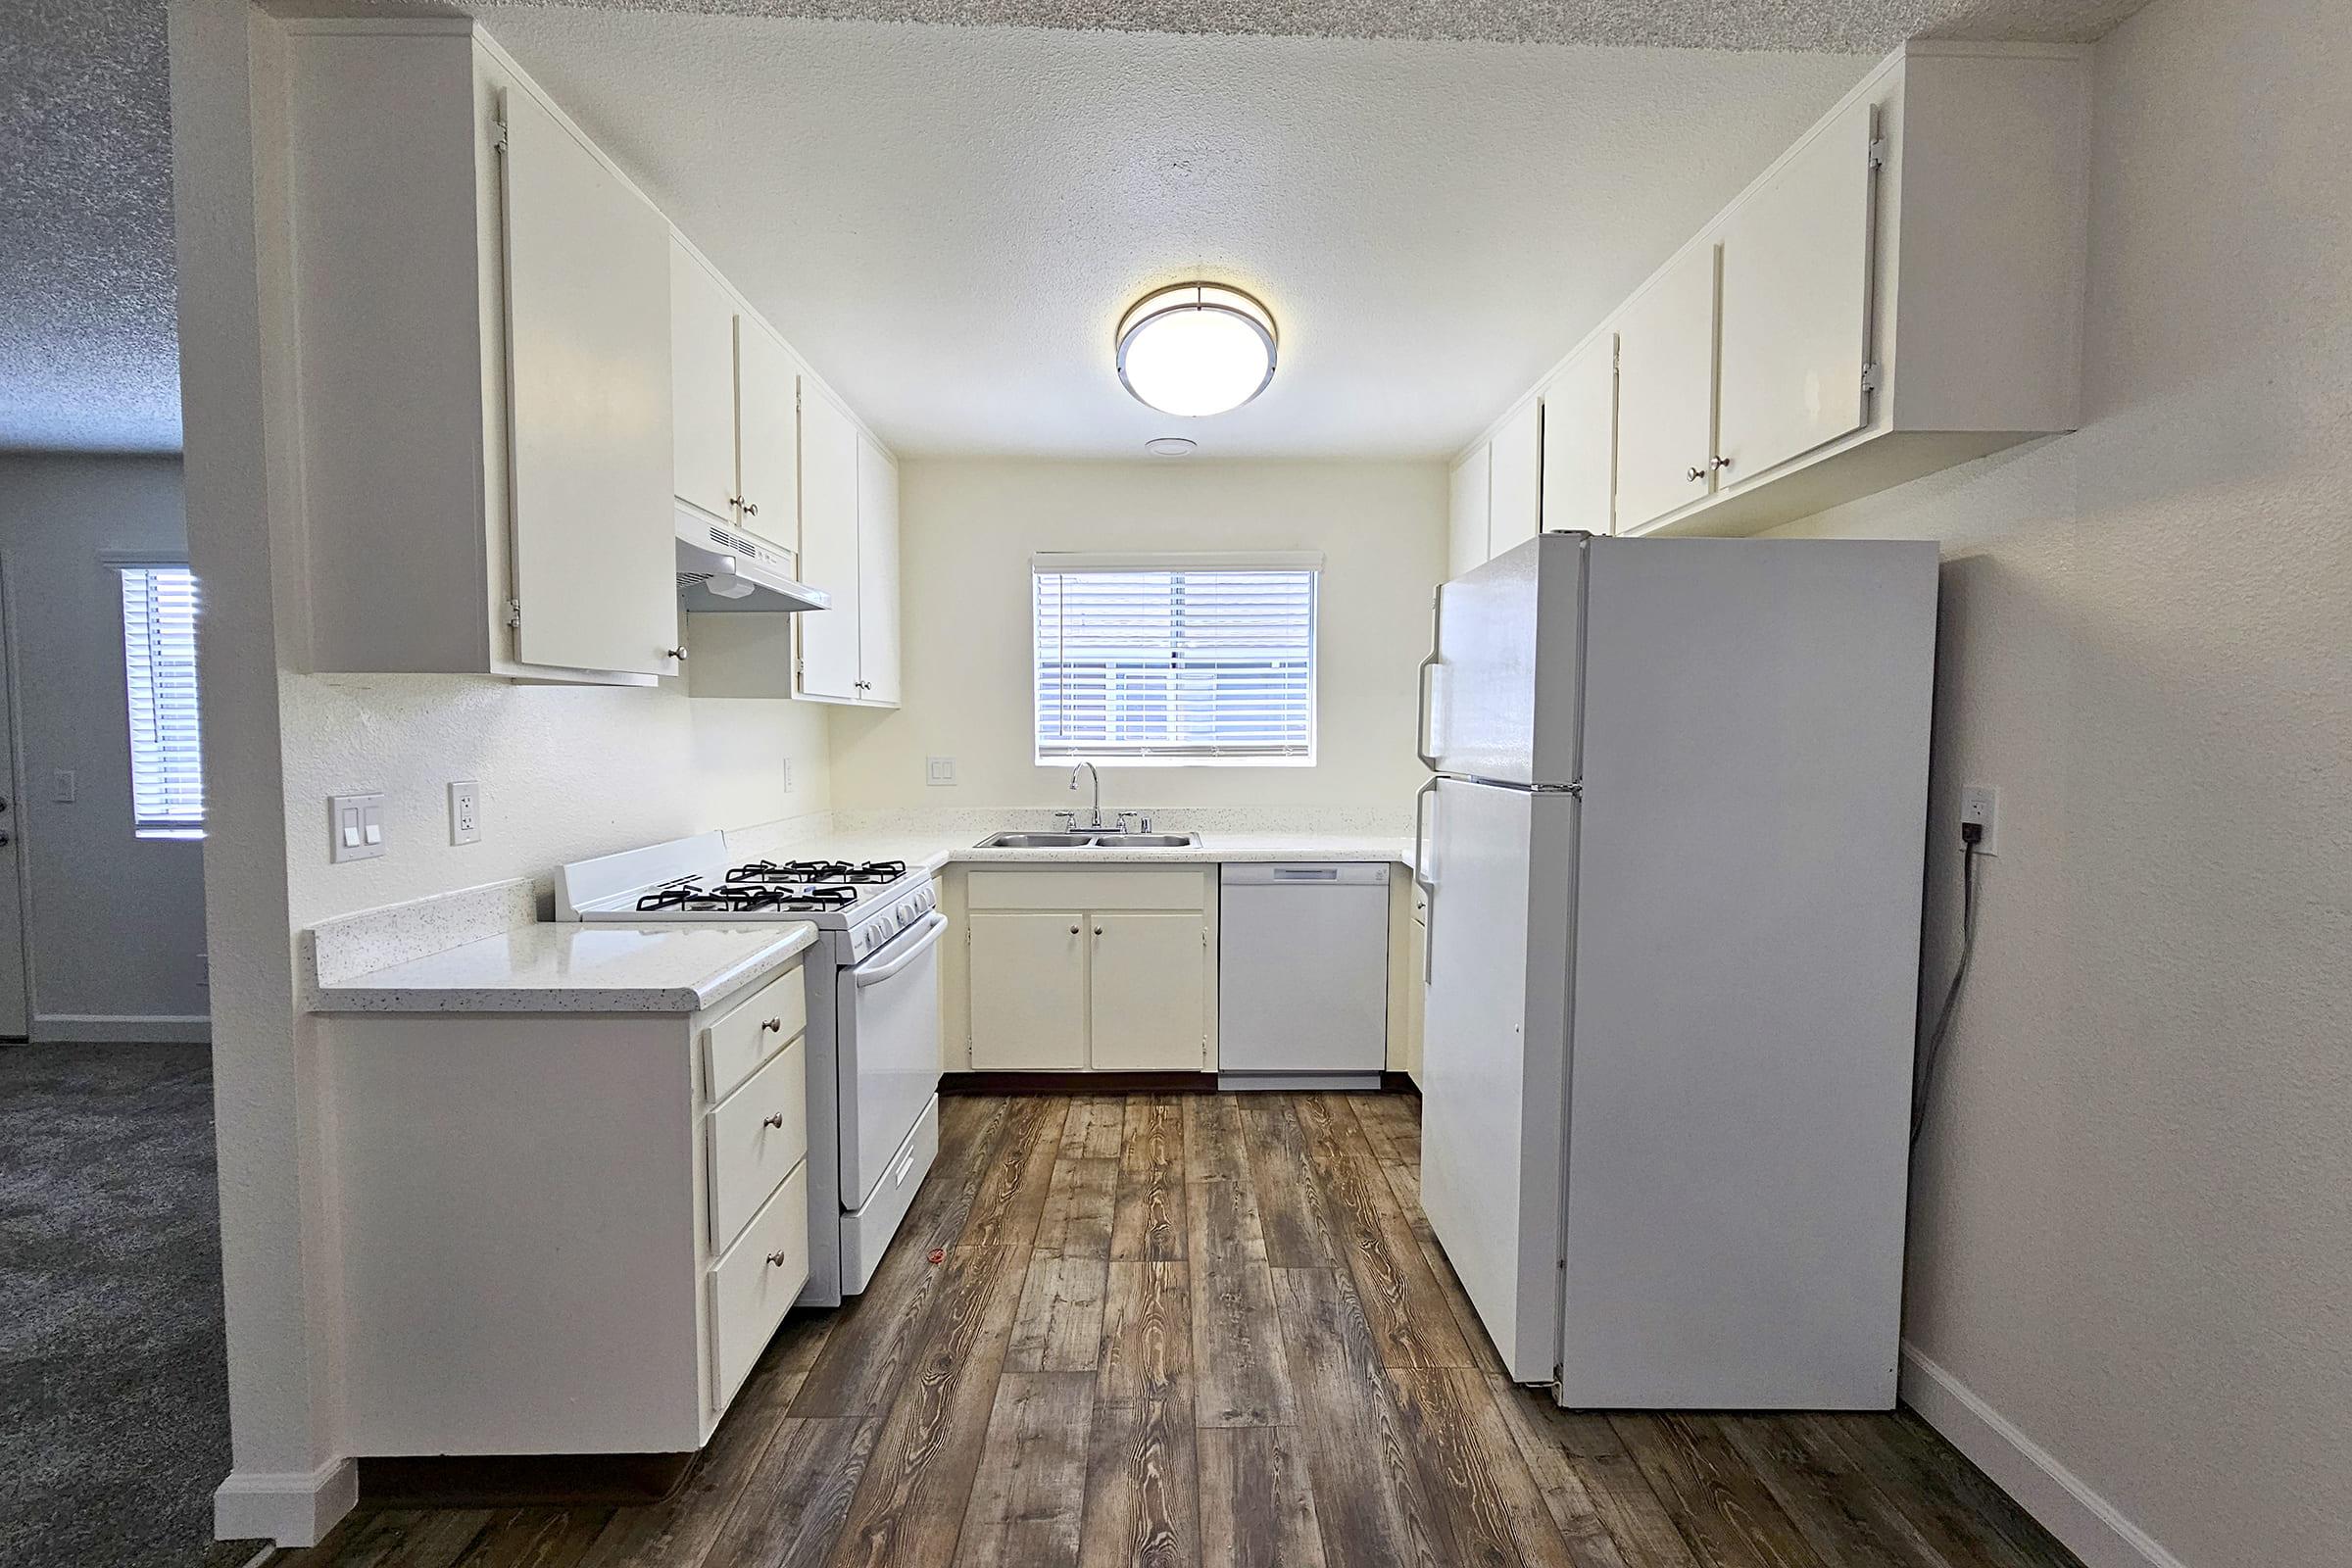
[312,921,818,1014]
[757,828,1414,875]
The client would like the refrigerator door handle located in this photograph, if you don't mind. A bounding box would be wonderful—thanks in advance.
[1415,588,1444,770]
[1412,778,1438,984]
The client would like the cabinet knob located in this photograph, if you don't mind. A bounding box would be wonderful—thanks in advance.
[1094,926,1104,937]
[666,646,689,662]
[760,1016,783,1032]
[765,1250,790,1268]
[1710,456,1733,472]
[763,1111,785,1129]
[1070,925,1081,935]
[1687,466,1708,482]
[742,501,760,516]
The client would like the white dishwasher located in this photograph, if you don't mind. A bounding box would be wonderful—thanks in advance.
[1218,862,1392,1088]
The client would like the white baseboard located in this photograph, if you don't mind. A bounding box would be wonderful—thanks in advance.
[213,1457,357,1547]
[32,1012,212,1044]
[1899,1344,2188,1568]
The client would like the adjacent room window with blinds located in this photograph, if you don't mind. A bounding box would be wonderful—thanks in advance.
[119,564,205,835]
[1033,552,1320,764]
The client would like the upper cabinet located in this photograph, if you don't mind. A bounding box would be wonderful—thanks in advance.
[272,19,897,687]
[1541,333,1617,536]
[1449,40,2091,556]
[793,388,901,708]
[855,436,903,708]
[1446,444,1492,580]
[1487,401,1544,558]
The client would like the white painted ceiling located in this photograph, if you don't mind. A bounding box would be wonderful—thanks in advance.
[2,0,2150,455]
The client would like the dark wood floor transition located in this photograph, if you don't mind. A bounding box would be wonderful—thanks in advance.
[277,1093,2082,1568]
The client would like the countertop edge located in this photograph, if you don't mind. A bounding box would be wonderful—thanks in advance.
[311,923,817,1016]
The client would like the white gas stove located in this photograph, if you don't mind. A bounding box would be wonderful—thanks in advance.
[557,831,944,1305]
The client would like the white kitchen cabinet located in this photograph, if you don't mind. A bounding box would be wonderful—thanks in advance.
[1487,401,1544,558]
[1088,912,1207,1072]
[734,318,801,538]
[278,20,678,684]
[669,239,741,523]
[1613,241,1721,533]
[1446,444,1492,578]
[855,436,903,706]
[1456,41,2089,541]
[796,382,863,703]
[1541,333,1617,535]
[1715,96,1877,485]
[323,954,809,1456]
[956,868,1217,1073]
[967,912,1089,1070]
[1403,888,1428,1085]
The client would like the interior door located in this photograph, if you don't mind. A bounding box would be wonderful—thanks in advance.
[1716,98,1878,483]
[795,381,862,702]
[854,435,902,706]
[1541,333,1617,536]
[967,911,1087,1069]
[499,88,676,677]
[0,591,24,1038]
[735,318,800,542]
[1417,777,1577,1382]
[1087,911,1204,1071]
[667,238,739,521]
[1486,401,1544,557]
[1612,241,1720,533]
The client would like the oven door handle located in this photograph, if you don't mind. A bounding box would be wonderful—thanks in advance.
[854,910,949,986]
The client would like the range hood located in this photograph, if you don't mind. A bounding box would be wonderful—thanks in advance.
[675,508,829,614]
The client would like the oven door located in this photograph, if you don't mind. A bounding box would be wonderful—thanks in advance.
[836,910,947,1209]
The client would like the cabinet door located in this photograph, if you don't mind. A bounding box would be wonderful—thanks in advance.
[1087,912,1205,1072]
[735,319,800,542]
[855,435,902,707]
[1716,98,1877,484]
[968,912,1088,1070]
[795,380,861,703]
[1404,906,1428,1082]
[499,88,676,677]
[1487,401,1543,557]
[1541,333,1616,535]
[668,239,739,521]
[1612,242,1719,533]
[1446,443,1491,578]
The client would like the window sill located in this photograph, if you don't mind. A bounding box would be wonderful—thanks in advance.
[1036,755,1315,769]
[136,826,207,841]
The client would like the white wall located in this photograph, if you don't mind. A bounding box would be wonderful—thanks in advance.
[0,454,208,1035]
[1767,0,2352,1561]
[828,459,1446,815]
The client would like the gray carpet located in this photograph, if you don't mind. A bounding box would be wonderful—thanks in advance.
[0,1042,261,1568]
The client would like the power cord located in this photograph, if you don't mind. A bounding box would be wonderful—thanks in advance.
[1911,822,1984,1146]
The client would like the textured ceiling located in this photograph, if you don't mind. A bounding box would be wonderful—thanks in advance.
[1,0,2148,454]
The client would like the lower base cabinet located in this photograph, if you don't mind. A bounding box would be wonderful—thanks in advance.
[323,956,809,1456]
[960,868,1214,1072]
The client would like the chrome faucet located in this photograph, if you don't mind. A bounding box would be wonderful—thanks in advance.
[1068,760,1107,829]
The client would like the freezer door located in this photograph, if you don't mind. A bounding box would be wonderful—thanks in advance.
[1428,534,1586,788]
[1417,777,1577,1382]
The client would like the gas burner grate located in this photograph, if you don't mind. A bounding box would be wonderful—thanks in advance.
[728,858,906,885]
[634,879,858,913]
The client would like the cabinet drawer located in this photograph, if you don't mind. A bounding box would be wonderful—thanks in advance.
[709,1160,808,1414]
[703,961,806,1102]
[708,1038,808,1250]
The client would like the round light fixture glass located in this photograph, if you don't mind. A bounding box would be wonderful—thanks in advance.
[1144,436,1198,456]
[1115,282,1278,416]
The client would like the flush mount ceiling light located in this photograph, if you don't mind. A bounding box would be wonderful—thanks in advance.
[1144,436,1198,456]
[1115,282,1278,417]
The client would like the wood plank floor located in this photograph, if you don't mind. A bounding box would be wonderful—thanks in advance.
[273,1093,2082,1568]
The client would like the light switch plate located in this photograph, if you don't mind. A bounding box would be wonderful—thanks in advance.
[447,780,481,846]
[926,756,957,787]
[330,792,386,862]
[1958,784,2000,857]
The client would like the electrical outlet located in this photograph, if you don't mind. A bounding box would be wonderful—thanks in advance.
[1958,784,2000,857]
[781,758,795,794]
[926,756,957,787]
[50,769,75,804]
[448,780,481,846]
[330,792,386,862]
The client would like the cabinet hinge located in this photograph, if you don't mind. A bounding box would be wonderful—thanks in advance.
[1867,135,1888,170]
[504,598,521,628]
[1859,361,1884,395]
[492,120,511,154]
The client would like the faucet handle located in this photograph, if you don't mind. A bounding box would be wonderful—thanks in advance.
[1115,811,1140,830]
[1053,809,1079,829]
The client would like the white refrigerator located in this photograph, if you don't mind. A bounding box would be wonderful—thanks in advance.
[1413,532,1937,1409]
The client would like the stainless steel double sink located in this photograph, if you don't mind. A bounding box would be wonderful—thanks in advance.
[978,830,1200,850]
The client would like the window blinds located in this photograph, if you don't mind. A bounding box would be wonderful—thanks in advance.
[1033,564,1317,761]
[120,565,205,830]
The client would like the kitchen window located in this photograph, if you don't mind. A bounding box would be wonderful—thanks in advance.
[118,564,205,837]
[1032,551,1320,765]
